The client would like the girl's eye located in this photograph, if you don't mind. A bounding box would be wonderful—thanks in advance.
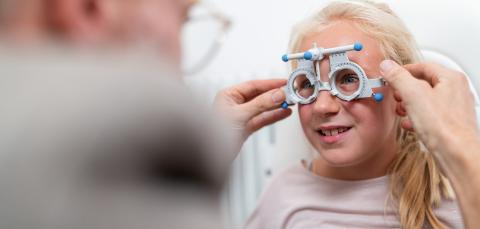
[341,74,359,84]
[302,80,314,89]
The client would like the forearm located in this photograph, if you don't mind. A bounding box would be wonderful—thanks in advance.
[435,138,480,229]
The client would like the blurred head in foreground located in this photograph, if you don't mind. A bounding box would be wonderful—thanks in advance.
[0,0,232,228]
[0,52,231,229]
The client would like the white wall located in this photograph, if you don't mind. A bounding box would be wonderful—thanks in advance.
[183,0,480,227]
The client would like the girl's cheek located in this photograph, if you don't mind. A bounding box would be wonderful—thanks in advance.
[298,104,312,122]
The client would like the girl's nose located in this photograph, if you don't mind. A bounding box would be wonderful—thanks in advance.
[312,90,341,118]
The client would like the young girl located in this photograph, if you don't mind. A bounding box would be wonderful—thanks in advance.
[245,1,463,228]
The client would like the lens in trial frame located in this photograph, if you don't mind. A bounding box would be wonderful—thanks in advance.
[333,69,360,96]
[293,74,316,100]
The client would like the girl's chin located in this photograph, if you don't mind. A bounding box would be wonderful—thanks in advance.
[315,149,365,167]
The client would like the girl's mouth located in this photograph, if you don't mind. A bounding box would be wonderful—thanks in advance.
[316,126,352,144]
[318,127,352,136]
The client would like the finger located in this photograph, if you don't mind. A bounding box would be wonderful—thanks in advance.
[403,62,451,86]
[225,79,287,103]
[245,108,292,134]
[401,118,414,131]
[380,60,427,100]
[239,88,286,121]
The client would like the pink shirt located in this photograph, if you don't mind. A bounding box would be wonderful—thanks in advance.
[245,162,464,229]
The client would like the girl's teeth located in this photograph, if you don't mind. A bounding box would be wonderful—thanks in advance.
[321,127,349,136]
[332,129,338,135]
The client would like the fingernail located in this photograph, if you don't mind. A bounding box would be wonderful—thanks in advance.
[380,60,397,75]
[272,89,285,104]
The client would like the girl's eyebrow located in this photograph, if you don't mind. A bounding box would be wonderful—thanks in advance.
[348,56,377,76]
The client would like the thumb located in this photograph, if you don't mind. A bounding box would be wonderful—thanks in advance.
[240,88,286,121]
[380,60,419,95]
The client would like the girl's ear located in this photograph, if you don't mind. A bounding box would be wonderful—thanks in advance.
[393,89,407,117]
[46,0,109,41]
[401,118,414,131]
[395,101,407,117]
[394,91,413,130]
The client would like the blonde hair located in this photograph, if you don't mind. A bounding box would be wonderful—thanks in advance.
[288,1,454,228]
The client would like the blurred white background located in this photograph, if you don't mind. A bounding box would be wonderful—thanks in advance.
[182,0,480,227]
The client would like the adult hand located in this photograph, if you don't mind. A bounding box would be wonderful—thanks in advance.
[214,79,292,145]
[380,60,479,155]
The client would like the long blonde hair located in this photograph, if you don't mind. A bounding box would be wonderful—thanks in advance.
[288,1,454,228]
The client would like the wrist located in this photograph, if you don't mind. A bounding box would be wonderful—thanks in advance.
[435,123,479,157]
[440,132,480,178]
[429,127,479,177]
[456,138,480,171]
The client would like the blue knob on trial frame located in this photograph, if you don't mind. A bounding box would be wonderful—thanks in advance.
[373,93,384,102]
[281,102,289,109]
[303,52,313,60]
[354,42,363,51]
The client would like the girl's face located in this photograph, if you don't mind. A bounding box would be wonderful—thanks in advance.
[298,21,399,178]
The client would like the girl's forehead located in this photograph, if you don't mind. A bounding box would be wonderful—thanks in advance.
[300,22,384,74]
[301,22,380,54]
